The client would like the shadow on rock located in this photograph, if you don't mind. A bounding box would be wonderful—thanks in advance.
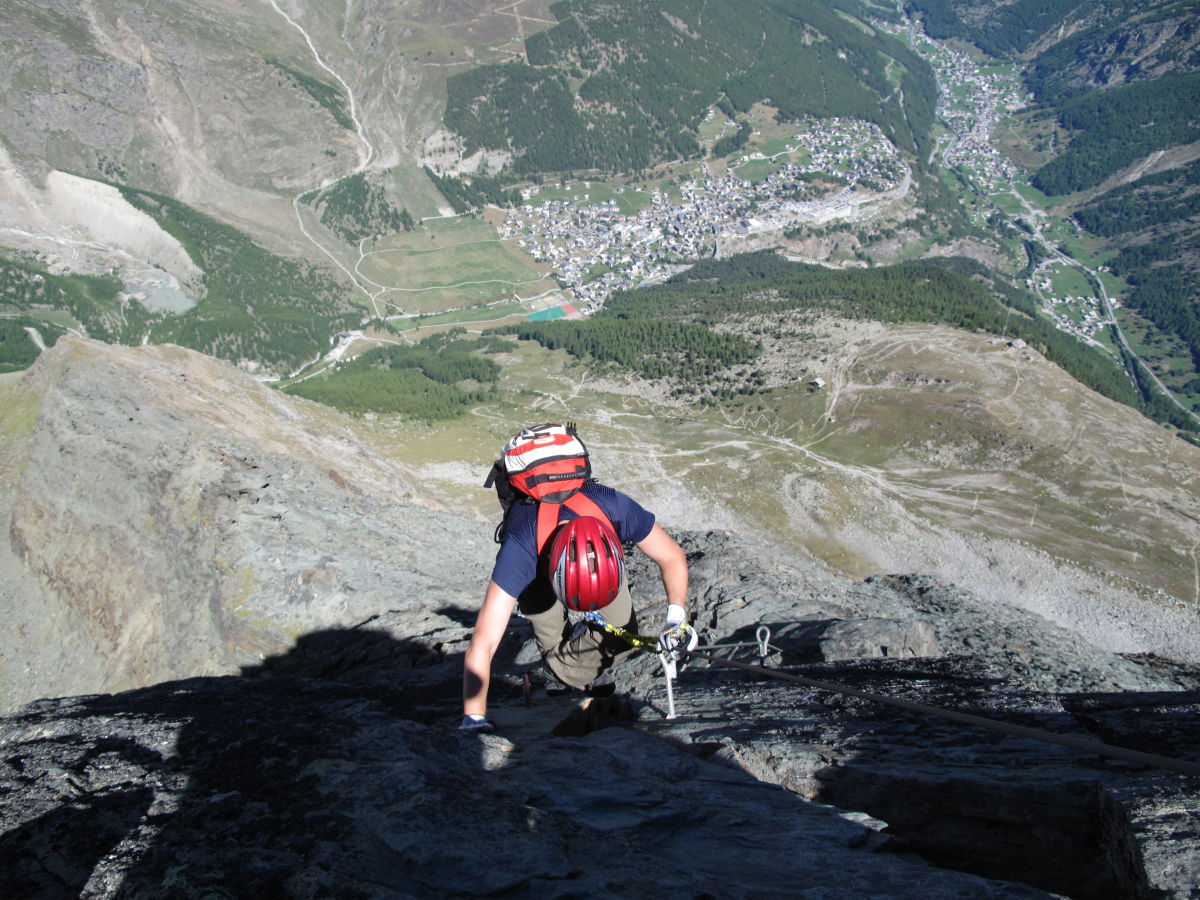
[549,695,640,737]
[656,651,1200,900]
[0,627,486,896]
[4,623,1199,898]
[243,622,452,682]
[434,604,479,628]
[0,736,158,899]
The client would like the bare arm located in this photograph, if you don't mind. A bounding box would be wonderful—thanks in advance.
[463,580,518,718]
[636,523,689,615]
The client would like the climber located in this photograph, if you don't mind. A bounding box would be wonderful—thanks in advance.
[459,422,693,733]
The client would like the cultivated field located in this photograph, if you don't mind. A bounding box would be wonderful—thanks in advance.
[357,216,557,315]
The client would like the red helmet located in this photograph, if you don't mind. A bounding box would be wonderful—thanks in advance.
[548,516,625,612]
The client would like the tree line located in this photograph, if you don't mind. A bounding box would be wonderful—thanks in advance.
[283,330,503,419]
[0,252,151,363]
[424,169,522,214]
[117,185,360,374]
[1074,157,1200,405]
[1031,73,1200,196]
[0,317,64,372]
[1073,158,1200,237]
[442,0,936,181]
[711,123,752,159]
[265,58,354,131]
[903,0,1090,57]
[491,318,758,382]
[1110,251,1200,382]
[497,251,1177,426]
[308,173,415,243]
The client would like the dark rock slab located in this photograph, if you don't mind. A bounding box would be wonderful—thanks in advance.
[634,653,1200,899]
[0,661,1055,899]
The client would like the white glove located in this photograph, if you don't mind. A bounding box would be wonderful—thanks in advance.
[658,605,697,659]
[458,714,495,734]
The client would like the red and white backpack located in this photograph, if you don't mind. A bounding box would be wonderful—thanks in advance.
[484,422,616,554]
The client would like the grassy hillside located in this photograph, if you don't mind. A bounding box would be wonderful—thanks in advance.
[399,307,1200,611]
[493,252,1165,424]
[282,331,503,419]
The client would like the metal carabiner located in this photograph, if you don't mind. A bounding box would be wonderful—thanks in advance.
[756,625,771,663]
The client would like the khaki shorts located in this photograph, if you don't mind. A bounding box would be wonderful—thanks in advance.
[518,580,639,687]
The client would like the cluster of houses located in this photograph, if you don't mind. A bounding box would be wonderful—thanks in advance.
[873,13,1125,352]
[784,118,907,189]
[499,119,908,311]
[1032,271,1114,343]
[501,192,684,311]
[877,17,1024,185]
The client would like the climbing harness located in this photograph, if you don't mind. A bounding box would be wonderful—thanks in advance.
[585,614,1200,778]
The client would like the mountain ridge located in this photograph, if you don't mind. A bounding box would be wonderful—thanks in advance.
[4,331,1198,709]
[0,336,489,709]
[2,335,1199,896]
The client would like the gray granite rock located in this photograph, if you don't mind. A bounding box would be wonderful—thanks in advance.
[632,654,1200,899]
[3,623,1198,898]
[817,617,940,661]
[0,340,492,709]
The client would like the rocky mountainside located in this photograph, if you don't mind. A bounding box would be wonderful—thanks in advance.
[0,0,501,305]
[0,0,454,235]
[908,0,1200,88]
[1,540,1199,897]
[1023,2,1200,98]
[0,337,493,709]
[0,0,358,243]
[2,338,1200,897]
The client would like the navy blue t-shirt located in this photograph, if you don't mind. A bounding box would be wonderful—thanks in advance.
[490,482,655,598]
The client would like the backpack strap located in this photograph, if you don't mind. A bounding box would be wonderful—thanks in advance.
[486,459,525,544]
[535,491,615,556]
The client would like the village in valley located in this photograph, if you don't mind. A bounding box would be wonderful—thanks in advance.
[884,16,1111,348]
[340,7,1114,365]
[488,10,1108,351]
[500,116,909,313]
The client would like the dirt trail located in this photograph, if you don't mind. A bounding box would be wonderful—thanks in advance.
[537,320,1200,661]
[264,0,389,316]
